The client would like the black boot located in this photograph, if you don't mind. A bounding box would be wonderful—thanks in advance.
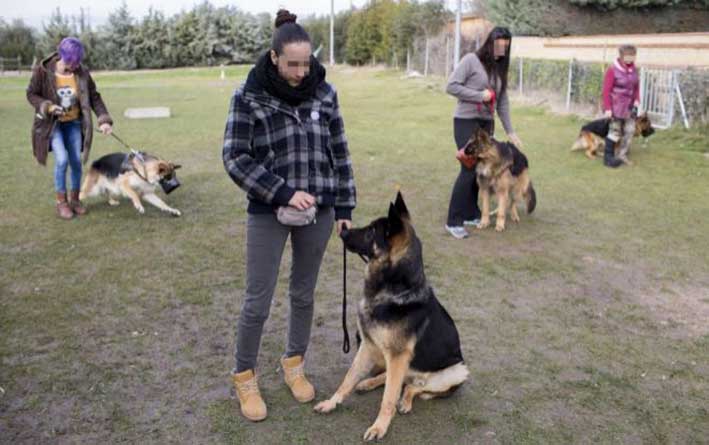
[603,138,622,168]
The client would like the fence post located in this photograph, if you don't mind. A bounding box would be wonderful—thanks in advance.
[518,58,523,95]
[673,71,690,129]
[639,67,646,112]
[566,58,574,111]
[668,70,676,127]
[17,55,21,72]
[0,58,4,75]
[424,37,430,77]
[406,48,411,73]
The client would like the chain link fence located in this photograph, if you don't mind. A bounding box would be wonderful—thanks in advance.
[405,37,708,127]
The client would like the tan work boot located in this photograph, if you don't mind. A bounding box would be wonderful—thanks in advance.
[281,355,315,403]
[232,369,267,422]
[56,192,73,220]
[69,190,87,215]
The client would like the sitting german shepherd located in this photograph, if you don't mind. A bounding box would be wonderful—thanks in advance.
[314,192,469,441]
[570,114,654,160]
[463,128,536,232]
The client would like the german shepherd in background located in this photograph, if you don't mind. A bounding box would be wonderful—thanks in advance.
[570,114,655,160]
[314,192,469,441]
[80,152,182,216]
[463,129,536,232]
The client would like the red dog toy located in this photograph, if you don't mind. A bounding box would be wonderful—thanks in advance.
[455,148,476,170]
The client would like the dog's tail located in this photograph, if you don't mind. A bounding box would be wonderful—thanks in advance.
[570,135,584,151]
[79,169,99,201]
[525,181,536,214]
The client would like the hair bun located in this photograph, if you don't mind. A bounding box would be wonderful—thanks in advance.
[275,9,297,28]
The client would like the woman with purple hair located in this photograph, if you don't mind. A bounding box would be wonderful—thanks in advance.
[27,37,113,219]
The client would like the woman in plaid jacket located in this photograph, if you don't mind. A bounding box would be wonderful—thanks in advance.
[222,9,356,422]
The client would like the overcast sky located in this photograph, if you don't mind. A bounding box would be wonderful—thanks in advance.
[1,0,425,29]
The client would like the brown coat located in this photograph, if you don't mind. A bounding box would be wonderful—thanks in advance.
[26,53,113,166]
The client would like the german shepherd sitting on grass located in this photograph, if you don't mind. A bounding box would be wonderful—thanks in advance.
[463,128,536,232]
[314,192,469,441]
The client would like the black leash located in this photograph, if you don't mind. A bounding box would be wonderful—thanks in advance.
[342,242,350,354]
[96,127,133,151]
[341,229,369,354]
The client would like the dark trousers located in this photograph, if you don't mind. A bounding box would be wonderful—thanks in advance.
[446,118,494,226]
[234,207,335,372]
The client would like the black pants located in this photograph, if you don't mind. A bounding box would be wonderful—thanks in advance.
[447,118,494,226]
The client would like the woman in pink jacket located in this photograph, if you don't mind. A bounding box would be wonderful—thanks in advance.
[602,44,640,168]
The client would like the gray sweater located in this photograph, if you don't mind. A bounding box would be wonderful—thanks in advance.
[446,53,514,135]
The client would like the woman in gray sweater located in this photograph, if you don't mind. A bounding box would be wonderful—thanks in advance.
[444,26,523,239]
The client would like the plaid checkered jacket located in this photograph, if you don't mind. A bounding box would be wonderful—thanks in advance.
[222,81,356,220]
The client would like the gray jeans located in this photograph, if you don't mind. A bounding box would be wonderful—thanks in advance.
[234,207,335,372]
[609,117,636,159]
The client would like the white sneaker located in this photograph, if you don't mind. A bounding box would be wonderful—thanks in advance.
[445,225,469,239]
[463,219,481,226]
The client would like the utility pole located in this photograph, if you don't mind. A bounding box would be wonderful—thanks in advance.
[330,0,335,66]
[454,0,462,68]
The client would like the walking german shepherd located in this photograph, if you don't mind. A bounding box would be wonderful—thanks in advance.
[463,128,536,232]
[314,192,469,441]
[570,114,655,160]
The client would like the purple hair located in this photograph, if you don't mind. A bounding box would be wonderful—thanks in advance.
[57,37,84,66]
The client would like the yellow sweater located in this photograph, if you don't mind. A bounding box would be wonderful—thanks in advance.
[55,73,81,122]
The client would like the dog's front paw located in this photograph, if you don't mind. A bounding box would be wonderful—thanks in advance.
[108,198,120,206]
[476,219,490,229]
[135,205,145,214]
[314,399,338,414]
[169,208,181,217]
[495,223,506,232]
[511,213,520,223]
[363,422,389,441]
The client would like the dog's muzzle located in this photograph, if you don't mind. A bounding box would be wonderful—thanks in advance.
[160,172,180,194]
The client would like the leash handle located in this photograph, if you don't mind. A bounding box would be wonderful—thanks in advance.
[342,241,351,354]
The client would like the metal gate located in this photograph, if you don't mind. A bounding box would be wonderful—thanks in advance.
[639,67,690,129]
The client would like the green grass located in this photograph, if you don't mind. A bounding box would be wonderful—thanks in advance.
[1,66,708,444]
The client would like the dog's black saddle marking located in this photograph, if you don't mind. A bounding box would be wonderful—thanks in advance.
[497,141,529,177]
[90,152,133,178]
[581,118,610,138]
[409,293,465,372]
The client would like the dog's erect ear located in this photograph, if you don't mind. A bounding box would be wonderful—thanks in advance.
[393,191,410,220]
[477,128,491,145]
[172,164,182,170]
[461,138,473,153]
[387,203,404,237]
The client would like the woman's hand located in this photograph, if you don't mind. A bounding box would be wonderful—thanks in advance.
[604,109,613,119]
[508,133,524,149]
[48,104,65,116]
[288,191,316,210]
[336,219,352,236]
[481,89,493,103]
[99,123,113,135]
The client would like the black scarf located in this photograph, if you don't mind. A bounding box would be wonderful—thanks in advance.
[245,51,326,106]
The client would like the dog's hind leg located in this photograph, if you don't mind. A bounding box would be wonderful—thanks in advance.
[397,383,426,414]
[79,169,99,201]
[412,363,470,406]
[356,372,386,393]
[143,193,181,217]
